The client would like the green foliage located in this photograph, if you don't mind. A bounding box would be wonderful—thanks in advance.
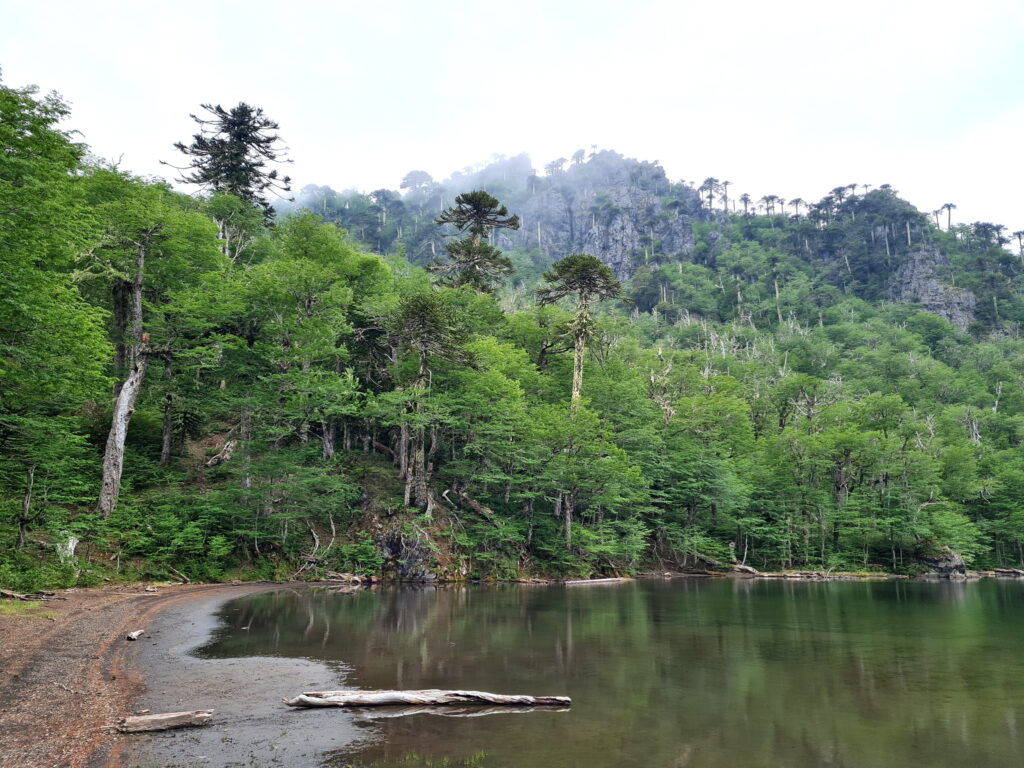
[5,76,1024,588]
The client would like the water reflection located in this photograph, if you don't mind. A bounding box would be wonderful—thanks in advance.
[199,580,1024,768]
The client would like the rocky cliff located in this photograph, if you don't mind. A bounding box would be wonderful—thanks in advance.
[889,246,976,330]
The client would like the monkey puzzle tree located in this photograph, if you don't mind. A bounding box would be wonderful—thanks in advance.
[430,190,520,292]
[169,102,292,221]
[537,254,623,410]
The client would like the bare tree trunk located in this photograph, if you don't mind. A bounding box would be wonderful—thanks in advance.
[160,357,173,466]
[413,426,428,510]
[398,422,409,479]
[97,354,148,517]
[98,242,148,518]
[240,406,252,495]
[321,420,335,461]
[564,492,574,548]
[427,424,439,474]
[16,466,34,550]
[571,328,586,410]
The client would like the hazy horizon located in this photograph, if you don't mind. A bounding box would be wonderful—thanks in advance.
[4,0,1023,232]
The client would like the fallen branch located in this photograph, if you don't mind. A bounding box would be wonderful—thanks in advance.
[564,578,633,586]
[0,589,30,601]
[284,689,571,708]
[166,565,190,584]
[204,439,235,467]
[371,440,395,458]
[117,710,213,732]
[126,629,145,641]
[441,489,500,526]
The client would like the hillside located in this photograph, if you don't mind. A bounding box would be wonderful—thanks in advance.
[5,84,1024,591]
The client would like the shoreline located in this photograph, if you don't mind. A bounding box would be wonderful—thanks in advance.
[105,582,364,768]
[0,581,329,768]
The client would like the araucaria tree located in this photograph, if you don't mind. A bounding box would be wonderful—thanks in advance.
[430,190,519,292]
[170,102,292,220]
[537,254,623,409]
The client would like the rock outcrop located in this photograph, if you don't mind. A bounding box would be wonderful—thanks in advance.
[917,544,967,579]
[503,153,702,279]
[889,246,976,330]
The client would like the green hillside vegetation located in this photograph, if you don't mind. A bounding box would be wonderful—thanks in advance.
[4,78,1024,591]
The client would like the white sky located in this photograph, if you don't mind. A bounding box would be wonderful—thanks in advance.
[4,0,1023,231]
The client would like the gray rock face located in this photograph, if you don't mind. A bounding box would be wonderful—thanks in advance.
[890,246,976,330]
[376,527,436,582]
[497,153,703,280]
[918,546,967,579]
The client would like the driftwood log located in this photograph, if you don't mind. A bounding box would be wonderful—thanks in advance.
[564,577,633,586]
[284,689,571,708]
[117,710,213,732]
[126,629,145,641]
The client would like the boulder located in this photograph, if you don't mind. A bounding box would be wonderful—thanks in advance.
[917,545,967,579]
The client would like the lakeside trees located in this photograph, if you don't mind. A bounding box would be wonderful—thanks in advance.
[3,80,1024,589]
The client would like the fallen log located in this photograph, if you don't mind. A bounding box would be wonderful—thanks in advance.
[564,577,633,586]
[0,589,30,601]
[166,565,190,584]
[117,710,213,732]
[126,629,145,641]
[284,689,571,708]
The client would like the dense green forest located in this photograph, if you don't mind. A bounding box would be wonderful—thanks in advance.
[4,76,1024,591]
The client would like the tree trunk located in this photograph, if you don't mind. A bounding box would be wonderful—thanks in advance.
[398,421,409,479]
[321,420,335,461]
[413,426,428,510]
[96,353,149,518]
[97,241,148,517]
[16,466,34,551]
[571,327,586,410]
[285,690,570,708]
[160,357,173,466]
[564,492,574,548]
[118,711,213,732]
[240,406,252,495]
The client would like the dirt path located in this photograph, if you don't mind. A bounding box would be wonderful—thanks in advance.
[0,582,295,768]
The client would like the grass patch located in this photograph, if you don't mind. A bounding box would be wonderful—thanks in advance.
[0,600,56,619]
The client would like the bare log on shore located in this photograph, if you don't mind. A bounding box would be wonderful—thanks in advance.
[284,689,571,708]
[117,710,213,732]
[126,629,145,641]
[564,577,633,586]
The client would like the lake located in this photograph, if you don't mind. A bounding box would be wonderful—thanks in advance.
[197,579,1024,767]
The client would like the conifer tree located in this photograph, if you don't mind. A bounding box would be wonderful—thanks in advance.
[169,102,292,220]
[537,254,623,409]
[430,190,519,292]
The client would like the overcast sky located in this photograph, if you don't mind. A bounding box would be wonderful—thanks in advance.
[4,0,1023,231]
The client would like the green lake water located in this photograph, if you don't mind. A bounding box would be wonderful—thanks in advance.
[197,579,1024,767]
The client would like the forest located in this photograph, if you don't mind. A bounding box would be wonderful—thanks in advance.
[4,76,1024,592]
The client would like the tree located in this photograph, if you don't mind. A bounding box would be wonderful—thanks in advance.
[78,171,222,517]
[430,191,520,293]
[386,291,471,510]
[941,202,957,231]
[0,78,110,545]
[537,254,624,409]
[400,170,434,193]
[169,102,292,220]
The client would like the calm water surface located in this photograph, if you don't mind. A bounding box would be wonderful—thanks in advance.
[198,579,1024,767]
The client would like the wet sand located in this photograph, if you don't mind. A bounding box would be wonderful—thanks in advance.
[106,585,366,768]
